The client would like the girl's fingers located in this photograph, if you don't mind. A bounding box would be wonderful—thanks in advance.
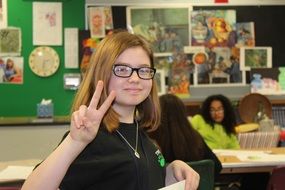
[88,80,104,110]
[72,111,81,129]
[98,90,116,114]
[78,105,88,120]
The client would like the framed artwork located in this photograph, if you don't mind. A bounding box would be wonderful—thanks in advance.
[153,52,173,74]
[191,10,236,48]
[0,28,22,56]
[85,6,113,33]
[154,69,166,96]
[235,22,255,47]
[0,0,7,28]
[240,47,272,71]
[88,7,105,38]
[127,6,191,53]
[193,47,246,86]
[33,2,62,45]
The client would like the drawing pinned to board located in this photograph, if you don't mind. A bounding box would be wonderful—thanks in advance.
[33,2,62,45]
[0,28,22,56]
[87,6,113,38]
[88,7,105,38]
[0,0,7,28]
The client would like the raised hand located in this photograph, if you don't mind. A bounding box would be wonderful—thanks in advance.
[70,80,116,144]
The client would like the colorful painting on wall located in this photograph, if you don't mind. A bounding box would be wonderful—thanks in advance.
[127,6,191,53]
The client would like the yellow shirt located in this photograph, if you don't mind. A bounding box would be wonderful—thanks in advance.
[191,114,240,149]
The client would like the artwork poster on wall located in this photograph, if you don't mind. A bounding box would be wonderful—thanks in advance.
[127,6,191,53]
[33,2,62,45]
[0,27,22,56]
[0,0,7,28]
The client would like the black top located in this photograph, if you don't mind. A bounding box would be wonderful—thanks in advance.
[202,141,223,179]
[59,123,165,190]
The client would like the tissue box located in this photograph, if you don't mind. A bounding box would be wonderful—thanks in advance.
[37,103,54,118]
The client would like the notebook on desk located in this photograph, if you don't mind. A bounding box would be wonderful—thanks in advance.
[0,159,40,184]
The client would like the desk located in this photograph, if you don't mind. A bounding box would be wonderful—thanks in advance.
[0,159,40,186]
[214,147,285,174]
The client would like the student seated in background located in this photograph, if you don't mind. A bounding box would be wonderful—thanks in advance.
[191,94,240,149]
[149,94,222,179]
[21,30,199,190]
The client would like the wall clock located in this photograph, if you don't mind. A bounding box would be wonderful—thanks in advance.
[29,46,60,77]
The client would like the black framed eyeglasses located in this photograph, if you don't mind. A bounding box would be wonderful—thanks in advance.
[113,64,156,80]
[210,108,224,115]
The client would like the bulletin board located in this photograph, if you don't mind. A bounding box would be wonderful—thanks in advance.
[106,5,285,69]
[0,0,84,118]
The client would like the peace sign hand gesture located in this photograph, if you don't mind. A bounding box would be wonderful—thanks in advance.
[70,80,116,145]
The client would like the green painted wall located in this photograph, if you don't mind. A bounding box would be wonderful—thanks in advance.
[0,0,85,117]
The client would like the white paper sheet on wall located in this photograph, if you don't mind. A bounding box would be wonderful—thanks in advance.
[64,28,79,68]
[33,2,62,45]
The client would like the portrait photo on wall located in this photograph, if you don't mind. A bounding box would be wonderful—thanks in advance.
[240,47,272,71]
[127,6,191,53]
[0,0,7,28]
[87,6,113,38]
[0,56,23,84]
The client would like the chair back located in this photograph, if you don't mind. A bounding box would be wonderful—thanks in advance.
[187,159,215,190]
[267,165,285,190]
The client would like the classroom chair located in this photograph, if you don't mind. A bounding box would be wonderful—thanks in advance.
[187,159,215,190]
[266,165,285,190]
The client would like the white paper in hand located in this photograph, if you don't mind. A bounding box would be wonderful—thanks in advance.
[158,180,185,190]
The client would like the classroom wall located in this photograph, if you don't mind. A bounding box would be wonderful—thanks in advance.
[0,125,69,162]
[0,0,85,161]
[0,0,85,117]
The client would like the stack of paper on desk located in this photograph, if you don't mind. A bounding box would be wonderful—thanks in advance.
[0,166,33,182]
[214,149,285,165]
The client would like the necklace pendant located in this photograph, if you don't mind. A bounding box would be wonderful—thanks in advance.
[134,151,140,159]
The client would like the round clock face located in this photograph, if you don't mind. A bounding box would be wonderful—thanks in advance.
[29,46,60,77]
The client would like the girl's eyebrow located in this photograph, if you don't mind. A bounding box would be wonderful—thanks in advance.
[115,62,151,67]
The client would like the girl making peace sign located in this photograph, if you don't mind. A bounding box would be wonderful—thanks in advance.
[22,30,199,190]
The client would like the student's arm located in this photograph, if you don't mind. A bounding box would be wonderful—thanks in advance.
[21,81,116,190]
[165,160,200,190]
[21,134,87,190]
